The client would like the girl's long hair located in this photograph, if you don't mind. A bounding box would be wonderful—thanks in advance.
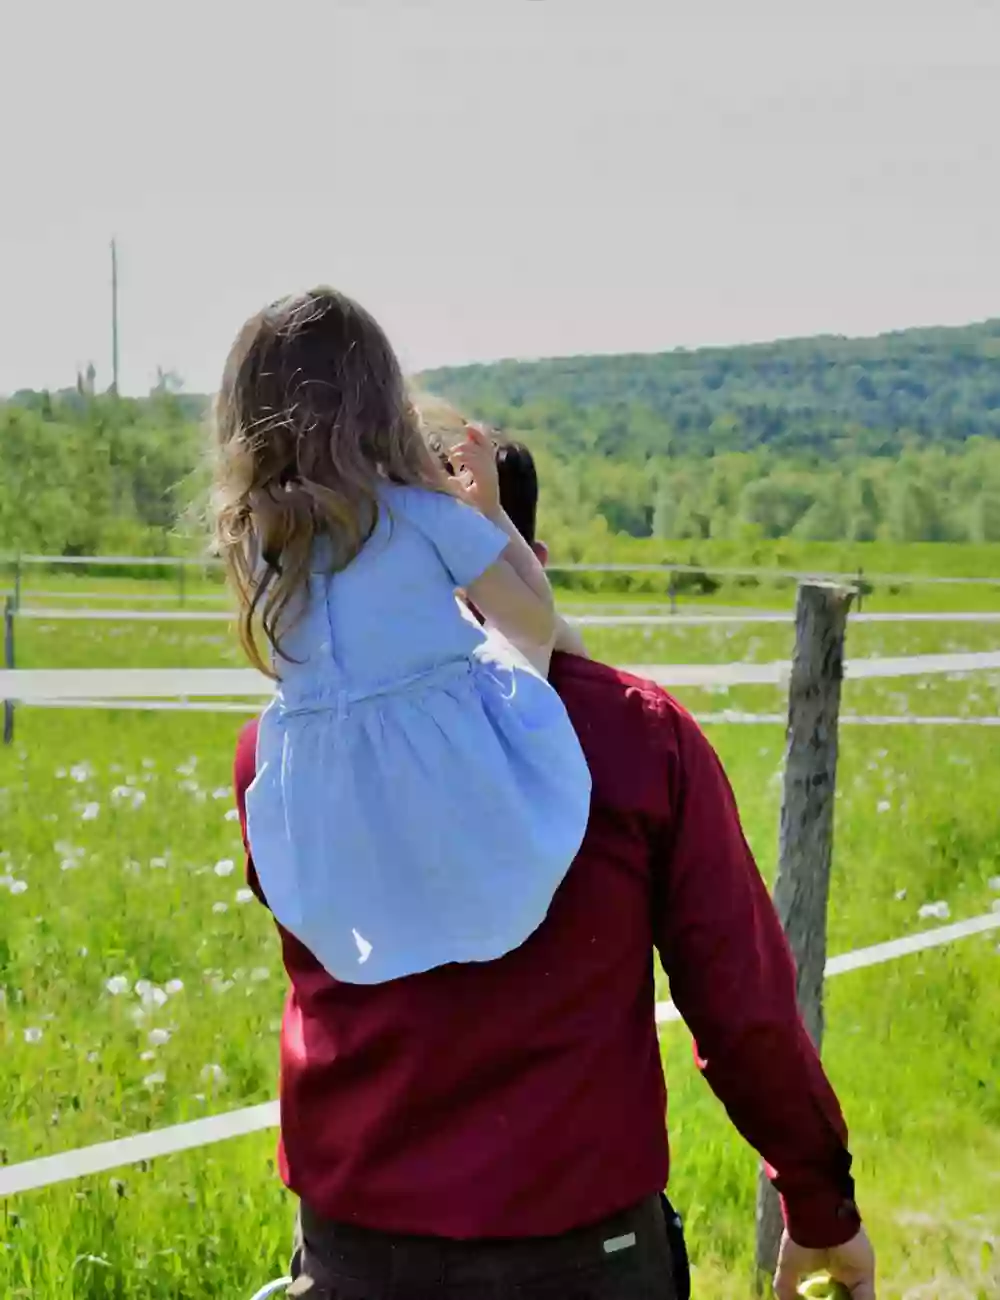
[212,288,446,675]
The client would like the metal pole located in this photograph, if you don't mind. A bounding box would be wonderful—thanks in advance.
[3,597,14,745]
[111,238,120,396]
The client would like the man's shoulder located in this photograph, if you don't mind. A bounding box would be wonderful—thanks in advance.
[550,652,684,715]
[549,653,696,749]
[234,717,259,802]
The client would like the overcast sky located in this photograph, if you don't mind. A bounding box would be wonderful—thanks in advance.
[1,0,998,395]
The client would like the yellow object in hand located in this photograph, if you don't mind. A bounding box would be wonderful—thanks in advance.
[798,1274,852,1299]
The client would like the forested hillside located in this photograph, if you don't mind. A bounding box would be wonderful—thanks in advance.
[3,319,1000,558]
[420,318,1000,457]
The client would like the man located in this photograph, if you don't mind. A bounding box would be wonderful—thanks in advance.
[234,440,876,1300]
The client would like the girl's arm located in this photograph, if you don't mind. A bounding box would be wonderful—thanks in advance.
[450,427,557,667]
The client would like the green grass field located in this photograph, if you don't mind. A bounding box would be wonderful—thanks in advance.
[2,600,1000,1297]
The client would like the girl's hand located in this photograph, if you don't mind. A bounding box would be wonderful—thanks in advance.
[448,424,501,518]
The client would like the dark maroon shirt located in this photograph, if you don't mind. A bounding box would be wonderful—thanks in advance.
[235,653,860,1249]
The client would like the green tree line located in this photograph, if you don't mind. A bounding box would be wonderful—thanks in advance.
[2,315,1000,559]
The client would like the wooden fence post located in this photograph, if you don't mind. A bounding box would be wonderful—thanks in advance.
[3,597,14,745]
[754,581,854,1287]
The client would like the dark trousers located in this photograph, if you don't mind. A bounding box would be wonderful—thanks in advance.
[290,1194,690,1300]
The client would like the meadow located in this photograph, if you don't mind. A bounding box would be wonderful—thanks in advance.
[2,592,1000,1298]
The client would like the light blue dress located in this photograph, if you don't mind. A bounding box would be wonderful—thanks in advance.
[245,483,592,985]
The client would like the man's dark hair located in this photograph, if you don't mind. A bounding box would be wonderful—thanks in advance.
[495,439,538,546]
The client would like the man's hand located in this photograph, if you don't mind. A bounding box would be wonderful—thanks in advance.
[773,1227,876,1299]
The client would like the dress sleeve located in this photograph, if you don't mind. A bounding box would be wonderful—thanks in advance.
[394,486,509,588]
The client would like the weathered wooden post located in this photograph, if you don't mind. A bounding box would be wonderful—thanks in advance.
[3,597,14,745]
[754,581,854,1287]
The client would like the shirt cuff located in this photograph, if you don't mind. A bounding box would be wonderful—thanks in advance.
[781,1188,862,1249]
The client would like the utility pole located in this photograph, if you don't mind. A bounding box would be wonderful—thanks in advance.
[111,237,120,395]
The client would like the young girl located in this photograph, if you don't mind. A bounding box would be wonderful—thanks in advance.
[213,288,592,985]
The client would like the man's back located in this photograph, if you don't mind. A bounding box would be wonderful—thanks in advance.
[235,652,858,1248]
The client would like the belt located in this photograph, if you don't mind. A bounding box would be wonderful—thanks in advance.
[278,657,474,723]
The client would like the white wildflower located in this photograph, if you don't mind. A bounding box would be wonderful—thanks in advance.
[212,902,229,914]
[988,876,1000,893]
[224,807,240,822]
[164,979,185,996]
[200,1063,227,1086]
[81,802,101,821]
[24,1027,43,1044]
[212,788,230,801]
[235,888,254,904]
[917,901,951,922]
[214,859,235,877]
[149,857,168,869]
[142,1072,166,1088]
[147,1029,172,1047]
[105,975,130,996]
[70,763,93,783]
[9,880,28,895]
[877,801,891,814]
[895,889,908,902]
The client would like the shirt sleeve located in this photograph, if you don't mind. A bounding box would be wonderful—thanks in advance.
[393,486,509,589]
[652,702,861,1250]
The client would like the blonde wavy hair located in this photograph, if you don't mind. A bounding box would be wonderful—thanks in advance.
[212,287,447,675]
